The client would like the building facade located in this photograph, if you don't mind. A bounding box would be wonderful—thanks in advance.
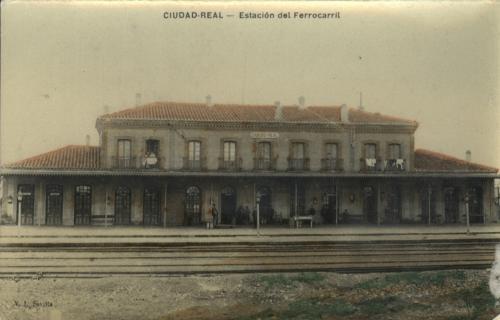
[1,100,498,227]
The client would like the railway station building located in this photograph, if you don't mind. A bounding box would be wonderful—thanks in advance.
[0,99,498,227]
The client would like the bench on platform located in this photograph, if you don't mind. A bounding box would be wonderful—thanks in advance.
[292,215,313,228]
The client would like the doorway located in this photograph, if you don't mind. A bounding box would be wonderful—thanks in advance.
[444,187,459,223]
[420,186,437,224]
[185,186,201,225]
[115,186,131,225]
[363,186,377,224]
[468,187,483,224]
[74,185,92,225]
[46,184,63,225]
[321,186,337,224]
[257,186,273,224]
[290,183,305,217]
[144,187,161,226]
[18,184,35,225]
[220,186,236,224]
[385,187,402,224]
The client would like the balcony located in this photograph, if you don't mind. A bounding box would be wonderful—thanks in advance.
[112,156,137,169]
[287,158,310,171]
[141,155,163,169]
[359,158,382,172]
[384,158,406,172]
[254,158,276,171]
[321,158,344,171]
[218,158,242,171]
[183,157,206,171]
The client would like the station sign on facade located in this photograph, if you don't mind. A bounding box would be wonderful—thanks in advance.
[250,132,279,139]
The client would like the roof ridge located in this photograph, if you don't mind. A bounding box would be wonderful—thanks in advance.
[349,107,418,124]
[98,100,416,125]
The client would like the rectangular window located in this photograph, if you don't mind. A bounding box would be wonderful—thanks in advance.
[325,143,338,159]
[257,142,271,160]
[388,144,401,159]
[364,143,377,159]
[223,141,236,161]
[118,139,131,159]
[188,141,201,161]
[291,143,305,159]
[117,139,132,168]
[146,139,159,156]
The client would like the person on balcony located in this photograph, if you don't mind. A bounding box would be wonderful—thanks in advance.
[396,158,405,170]
[365,158,377,168]
[143,152,158,168]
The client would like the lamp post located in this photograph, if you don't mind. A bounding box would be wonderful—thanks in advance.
[427,185,432,225]
[495,186,500,206]
[256,194,260,235]
[495,186,500,221]
[464,192,470,235]
[17,194,22,238]
[105,192,109,228]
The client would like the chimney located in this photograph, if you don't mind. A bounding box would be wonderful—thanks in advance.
[298,96,306,109]
[340,104,349,122]
[85,135,90,146]
[206,95,213,107]
[135,93,142,107]
[103,105,110,114]
[358,92,364,111]
[466,150,471,162]
[274,101,283,121]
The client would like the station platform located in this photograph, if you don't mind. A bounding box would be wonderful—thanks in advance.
[1,225,499,276]
[1,224,500,245]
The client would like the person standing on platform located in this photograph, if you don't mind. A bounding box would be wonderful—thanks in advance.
[205,205,214,229]
[212,203,219,228]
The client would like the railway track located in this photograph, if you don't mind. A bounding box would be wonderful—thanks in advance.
[0,238,497,276]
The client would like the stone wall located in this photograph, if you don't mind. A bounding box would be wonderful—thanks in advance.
[103,125,413,173]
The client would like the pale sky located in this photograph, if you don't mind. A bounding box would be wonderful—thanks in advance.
[1,1,499,168]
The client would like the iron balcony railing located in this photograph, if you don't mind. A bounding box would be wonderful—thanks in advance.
[253,157,276,171]
[359,158,382,172]
[287,158,310,171]
[218,158,242,171]
[112,156,137,169]
[183,157,206,171]
[321,158,344,171]
[384,158,406,172]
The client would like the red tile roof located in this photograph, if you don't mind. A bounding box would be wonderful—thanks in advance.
[4,145,100,170]
[100,102,417,125]
[415,149,498,173]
